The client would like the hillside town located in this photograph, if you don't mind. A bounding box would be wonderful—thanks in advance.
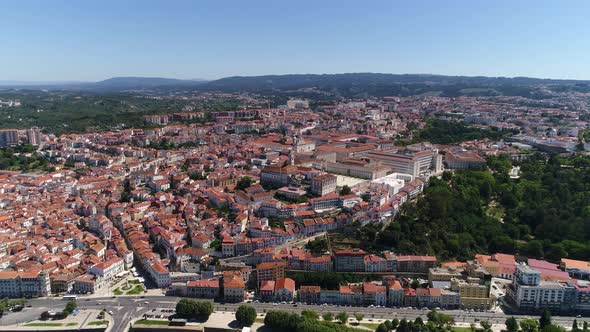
[0,94,589,321]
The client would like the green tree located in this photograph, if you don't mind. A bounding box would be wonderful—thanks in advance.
[383,320,393,330]
[414,317,424,326]
[175,299,213,320]
[506,317,519,332]
[302,310,319,321]
[539,309,552,329]
[572,320,579,332]
[63,301,77,316]
[398,319,410,332]
[305,237,328,255]
[264,311,292,330]
[391,319,399,330]
[427,310,454,329]
[542,325,566,332]
[235,305,256,326]
[340,185,352,196]
[322,312,333,322]
[480,320,492,332]
[236,176,253,191]
[376,323,388,332]
[520,319,540,332]
[354,313,364,324]
[336,312,349,324]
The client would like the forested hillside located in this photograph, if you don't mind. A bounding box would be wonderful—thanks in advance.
[370,154,590,262]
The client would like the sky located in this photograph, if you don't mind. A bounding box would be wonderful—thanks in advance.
[2,0,589,81]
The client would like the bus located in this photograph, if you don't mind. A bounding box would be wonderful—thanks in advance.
[62,295,77,301]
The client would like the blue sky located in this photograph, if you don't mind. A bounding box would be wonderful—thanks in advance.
[1,0,589,81]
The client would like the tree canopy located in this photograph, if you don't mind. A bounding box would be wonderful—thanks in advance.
[175,299,213,320]
[235,305,256,326]
[371,153,590,261]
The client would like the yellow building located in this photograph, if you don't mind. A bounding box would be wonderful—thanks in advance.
[451,278,494,310]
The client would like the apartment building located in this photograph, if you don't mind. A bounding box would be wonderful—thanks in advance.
[0,270,51,298]
[299,285,320,304]
[560,258,590,280]
[223,273,245,303]
[340,284,364,306]
[364,254,388,272]
[186,278,220,299]
[397,255,437,273]
[334,249,367,272]
[451,278,493,310]
[387,280,404,307]
[0,129,18,147]
[73,273,101,294]
[507,263,576,313]
[147,261,171,288]
[256,262,286,284]
[275,278,296,302]
[363,281,387,306]
[309,193,340,211]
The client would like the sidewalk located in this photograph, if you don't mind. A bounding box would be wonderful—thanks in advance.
[0,309,110,331]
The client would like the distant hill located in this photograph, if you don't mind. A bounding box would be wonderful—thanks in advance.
[199,73,590,98]
[89,77,207,90]
[0,77,208,92]
[2,73,589,96]
[205,73,590,90]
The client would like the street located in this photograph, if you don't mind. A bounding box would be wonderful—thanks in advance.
[1,295,588,331]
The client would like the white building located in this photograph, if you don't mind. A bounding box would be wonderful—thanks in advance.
[370,173,409,196]
[88,257,125,281]
[507,263,576,312]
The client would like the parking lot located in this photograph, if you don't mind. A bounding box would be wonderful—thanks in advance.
[142,307,176,320]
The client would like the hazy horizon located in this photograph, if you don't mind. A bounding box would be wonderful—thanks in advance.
[2,0,590,81]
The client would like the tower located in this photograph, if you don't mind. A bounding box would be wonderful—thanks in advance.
[289,149,295,166]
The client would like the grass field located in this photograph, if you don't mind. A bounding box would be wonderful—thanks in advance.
[113,288,123,295]
[453,327,474,332]
[135,319,170,326]
[88,320,109,326]
[24,322,65,327]
[126,284,144,295]
[359,322,380,329]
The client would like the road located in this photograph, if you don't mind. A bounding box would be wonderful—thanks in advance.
[1,295,588,330]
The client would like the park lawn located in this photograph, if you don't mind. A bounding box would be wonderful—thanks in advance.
[25,322,64,327]
[66,323,78,326]
[126,285,144,295]
[129,279,141,284]
[135,319,170,326]
[88,320,109,326]
[255,318,265,323]
[113,288,123,295]
[454,327,473,332]
[359,322,380,330]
